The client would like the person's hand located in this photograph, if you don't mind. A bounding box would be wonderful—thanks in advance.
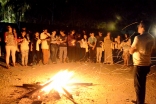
[92,47,95,50]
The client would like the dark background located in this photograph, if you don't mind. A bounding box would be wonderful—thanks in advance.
[1,0,156,30]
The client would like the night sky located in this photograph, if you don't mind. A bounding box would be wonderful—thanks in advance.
[2,0,156,30]
[26,0,156,22]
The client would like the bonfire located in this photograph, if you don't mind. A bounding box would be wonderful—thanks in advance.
[19,70,93,104]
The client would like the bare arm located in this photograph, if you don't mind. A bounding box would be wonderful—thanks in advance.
[129,36,138,54]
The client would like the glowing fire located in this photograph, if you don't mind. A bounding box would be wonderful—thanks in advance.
[41,70,75,95]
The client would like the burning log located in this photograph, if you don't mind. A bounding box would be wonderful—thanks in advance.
[22,82,93,88]
[17,70,94,104]
[22,84,41,88]
[68,83,93,86]
[21,80,53,98]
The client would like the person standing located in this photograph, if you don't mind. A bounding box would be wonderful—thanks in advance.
[20,31,29,66]
[114,35,121,62]
[50,30,59,64]
[120,39,131,66]
[75,33,82,62]
[32,32,41,65]
[96,31,103,63]
[88,32,97,63]
[59,30,67,63]
[4,25,17,68]
[120,33,131,66]
[130,21,155,104]
[80,34,89,62]
[40,29,50,65]
[67,30,76,62]
[103,32,114,64]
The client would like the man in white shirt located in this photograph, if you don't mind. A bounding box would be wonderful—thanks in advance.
[130,21,155,104]
[40,29,50,65]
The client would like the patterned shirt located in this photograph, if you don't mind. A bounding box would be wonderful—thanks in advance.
[5,32,16,46]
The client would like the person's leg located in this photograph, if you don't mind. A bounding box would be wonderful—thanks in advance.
[44,49,49,64]
[96,47,99,62]
[54,45,58,63]
[72,47,76,61]
[68,46,72,61]
[51,44,55,62]
[80,48,85,61]
[42,49,46,64]
[25,50,29,66]
[90,47,94,62]
[99,47,102,63]
[23,50,26,66]
[21,50,25,66]
[28,51,34,65]
[5,46,11,67]
[36,51,40,64]
[59,47,63,62]
[50,44,53,62]
[127,53,130,66]
[134,66,150,104]
[63,47,67,62]
[10,46,16,66]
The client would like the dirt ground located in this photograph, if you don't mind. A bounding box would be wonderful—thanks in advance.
[0,60,156,104]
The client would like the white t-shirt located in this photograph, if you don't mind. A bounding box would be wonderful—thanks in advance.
[131,33,155,66]
[40,32,50,49]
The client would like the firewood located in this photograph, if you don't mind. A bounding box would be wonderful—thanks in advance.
[22,84,41,88]
[62,87,78,104]
[68,83,93,86]
[21,80,53,98]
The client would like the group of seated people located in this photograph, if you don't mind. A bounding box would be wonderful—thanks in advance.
[0,25,132,69]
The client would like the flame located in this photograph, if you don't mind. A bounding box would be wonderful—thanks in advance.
[41,70,75,94]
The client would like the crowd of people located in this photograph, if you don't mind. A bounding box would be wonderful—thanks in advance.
[0,25,132,69]
[0,21,155,104]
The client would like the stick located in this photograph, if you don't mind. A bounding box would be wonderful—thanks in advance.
[62,87,78,104]
[63,94,78,104]
[21,80,53,98]
[62,87,73,99]
[67,83,93,86]
[22,84,41,88]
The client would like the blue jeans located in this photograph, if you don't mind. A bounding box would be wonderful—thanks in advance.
[134,66,150,104]
[50,44,58,62]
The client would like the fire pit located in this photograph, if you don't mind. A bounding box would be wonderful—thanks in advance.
[17,70,93,104]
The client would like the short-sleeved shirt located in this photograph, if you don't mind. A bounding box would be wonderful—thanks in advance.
[96,36,103,47]
[59,35,67,47]
[88,37,97,45]
[40,32,50,49]
[131,33,155,66]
